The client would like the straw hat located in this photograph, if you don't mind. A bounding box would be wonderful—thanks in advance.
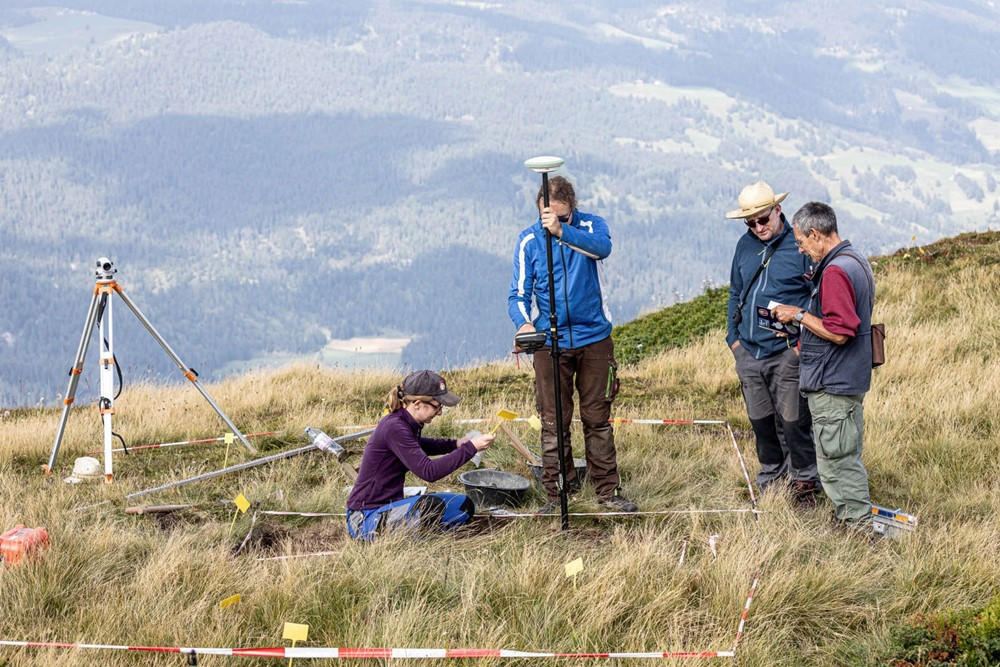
[725,181,789,219]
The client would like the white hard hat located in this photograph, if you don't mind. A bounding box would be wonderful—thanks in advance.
[64,456,103,484]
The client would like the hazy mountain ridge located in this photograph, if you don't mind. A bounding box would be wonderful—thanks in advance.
[1,0,997,405]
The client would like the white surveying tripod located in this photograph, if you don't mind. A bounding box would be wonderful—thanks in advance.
[45,257,257,481]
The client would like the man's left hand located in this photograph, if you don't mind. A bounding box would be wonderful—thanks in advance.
[771,304,801,324]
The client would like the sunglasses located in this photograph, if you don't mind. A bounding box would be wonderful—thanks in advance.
[557,213,572,223]
[744,208,774,228]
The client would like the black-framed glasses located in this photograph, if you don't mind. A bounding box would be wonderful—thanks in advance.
[744,208,773,228]
[424,400,445,414]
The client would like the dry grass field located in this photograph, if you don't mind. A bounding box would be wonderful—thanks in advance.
[1,232,998,666]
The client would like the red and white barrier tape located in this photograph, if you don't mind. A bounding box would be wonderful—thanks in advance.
[89,431,277,455]
[101,417,731,455]
[1,574,761,659]
[333,418,727,430]
[606,419,727,425]
[260,509,761,519]
[0,641,735,659]
[732,572,761,650]
[726,423,757,510]
[453,417,727,426]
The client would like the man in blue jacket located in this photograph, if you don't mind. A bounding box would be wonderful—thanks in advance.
[508,176,637,514]
[726,181,820,507]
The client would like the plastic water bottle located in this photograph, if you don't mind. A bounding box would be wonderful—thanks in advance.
[463,430,484,467]
[305,427,344,457]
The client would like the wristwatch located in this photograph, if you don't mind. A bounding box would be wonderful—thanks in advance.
[794,310,806,323]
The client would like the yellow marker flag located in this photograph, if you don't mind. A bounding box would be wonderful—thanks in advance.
[489,409,518,435]
[528,415,542,432]
[565,557,584,590]
[220,593,242,609]
[235,493,251,513]
[223,432,235,469]
[283,622,309,667]
[229,493,251,537]
[283,622,309,642]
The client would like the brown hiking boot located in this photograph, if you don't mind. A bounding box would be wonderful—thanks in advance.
[791,480,819,510]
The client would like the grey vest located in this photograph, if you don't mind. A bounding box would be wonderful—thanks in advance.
[799,241,874,395]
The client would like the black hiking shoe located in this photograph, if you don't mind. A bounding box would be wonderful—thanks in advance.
[598,494,639,513]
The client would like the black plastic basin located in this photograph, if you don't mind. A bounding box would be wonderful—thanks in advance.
[458,469,532,508]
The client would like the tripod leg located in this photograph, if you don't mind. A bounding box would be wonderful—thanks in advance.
[98,293,115,481]
[113,285,257,454]
[47,290,102,473]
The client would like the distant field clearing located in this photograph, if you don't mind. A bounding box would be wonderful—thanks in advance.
[325,337,410,355]
[220,336,410,375]
[0,7,161,56]
[609,82,737,116]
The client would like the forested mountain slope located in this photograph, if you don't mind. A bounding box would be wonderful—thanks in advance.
[1,0,997,406]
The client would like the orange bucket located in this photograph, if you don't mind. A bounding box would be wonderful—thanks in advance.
[0,525,50,566]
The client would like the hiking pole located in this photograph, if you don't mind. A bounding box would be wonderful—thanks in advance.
[525,155,570,531]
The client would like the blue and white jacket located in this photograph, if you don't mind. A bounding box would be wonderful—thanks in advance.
[508,211,613,350]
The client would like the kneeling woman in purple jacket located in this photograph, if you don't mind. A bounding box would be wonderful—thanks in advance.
[345,370,494,540]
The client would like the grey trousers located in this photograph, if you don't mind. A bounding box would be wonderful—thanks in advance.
[734,345,819,488]
[807,391,872,524]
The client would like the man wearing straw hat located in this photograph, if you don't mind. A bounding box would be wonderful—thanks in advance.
[725,181,820,507]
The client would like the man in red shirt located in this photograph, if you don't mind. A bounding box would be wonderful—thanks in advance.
[772,202,876,531]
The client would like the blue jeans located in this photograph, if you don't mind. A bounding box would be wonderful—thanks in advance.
[345,492,475,540]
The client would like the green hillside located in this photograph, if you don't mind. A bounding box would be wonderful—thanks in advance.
[612,286,729,365]
[0,231,998,665]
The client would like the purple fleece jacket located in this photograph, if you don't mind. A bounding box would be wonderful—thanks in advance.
[345,409,477,511]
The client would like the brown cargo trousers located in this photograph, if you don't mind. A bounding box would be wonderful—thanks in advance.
[532,336,621,502]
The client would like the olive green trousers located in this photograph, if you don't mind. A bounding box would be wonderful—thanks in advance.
[806,391,872,524]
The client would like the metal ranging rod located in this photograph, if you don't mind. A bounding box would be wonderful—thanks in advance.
[524,155,571,531]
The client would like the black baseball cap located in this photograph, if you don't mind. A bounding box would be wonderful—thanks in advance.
[402,370,461,407]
